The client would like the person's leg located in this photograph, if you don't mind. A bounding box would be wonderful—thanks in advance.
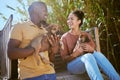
[93,51,120,80]
[47,74,56,80]
[67,56,86,74]
[67,53,103,80]
[24,74,56,80]
[81,53,103,80]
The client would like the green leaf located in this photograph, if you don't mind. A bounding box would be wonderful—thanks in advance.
[6,5,15,11]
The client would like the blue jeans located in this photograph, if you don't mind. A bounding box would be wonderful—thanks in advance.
[24,74,56,80]
[67,51,120,80]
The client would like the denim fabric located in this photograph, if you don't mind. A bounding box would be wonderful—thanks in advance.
[93,51,120,80]
[24,74,56,80]
[67,51,120,80]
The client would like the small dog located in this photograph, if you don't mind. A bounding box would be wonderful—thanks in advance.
[30,24,60,66]
[73,32,91,53]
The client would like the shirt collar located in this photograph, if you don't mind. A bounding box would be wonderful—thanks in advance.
[28,20,47,31]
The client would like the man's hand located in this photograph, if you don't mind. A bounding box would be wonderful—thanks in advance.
[48,34,60,55]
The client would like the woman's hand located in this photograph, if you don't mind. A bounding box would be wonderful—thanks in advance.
[72,46,84,58]
[81,43,94,53]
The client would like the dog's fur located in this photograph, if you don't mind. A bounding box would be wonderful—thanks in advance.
[30,24,60,66]
[73,32,91,53]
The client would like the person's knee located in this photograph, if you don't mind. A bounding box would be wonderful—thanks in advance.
[93,51,103,57]
[83,53,93,58]
[93,51,102,54]
[82,53,94,61]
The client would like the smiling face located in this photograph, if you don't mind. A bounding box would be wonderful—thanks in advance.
[37,6,48,27]
[37,6,48,22]
[67,13,81,30]
[29,2,48,27]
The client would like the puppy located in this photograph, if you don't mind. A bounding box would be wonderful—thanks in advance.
[73,32,91,53]
[30,24,60,66]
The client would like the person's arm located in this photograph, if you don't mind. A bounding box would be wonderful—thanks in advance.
[60,36,84,62]
[61,46,84,62]
[7,39,35,60]
[48,35,60,62]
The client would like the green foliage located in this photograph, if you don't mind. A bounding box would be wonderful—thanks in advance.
[0,13,7,20]
[6,5,15,11]
[84,0,105,27]
[44,0,88,32]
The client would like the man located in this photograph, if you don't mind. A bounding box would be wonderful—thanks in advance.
[7,1,59,80]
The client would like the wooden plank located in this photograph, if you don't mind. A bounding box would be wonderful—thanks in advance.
[0,14,13,79]
[94,27,101,52]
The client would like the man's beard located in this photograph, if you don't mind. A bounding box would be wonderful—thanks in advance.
[38,20,49,28]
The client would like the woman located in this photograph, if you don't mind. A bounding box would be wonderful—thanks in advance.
[60,10,120,80]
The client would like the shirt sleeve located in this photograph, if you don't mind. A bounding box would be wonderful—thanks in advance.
[10,23,22,41]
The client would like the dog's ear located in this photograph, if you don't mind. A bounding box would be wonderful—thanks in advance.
[46,25,51,33]
[83,34,90,42]
[79,34,85,43]
[80,32,90,43]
